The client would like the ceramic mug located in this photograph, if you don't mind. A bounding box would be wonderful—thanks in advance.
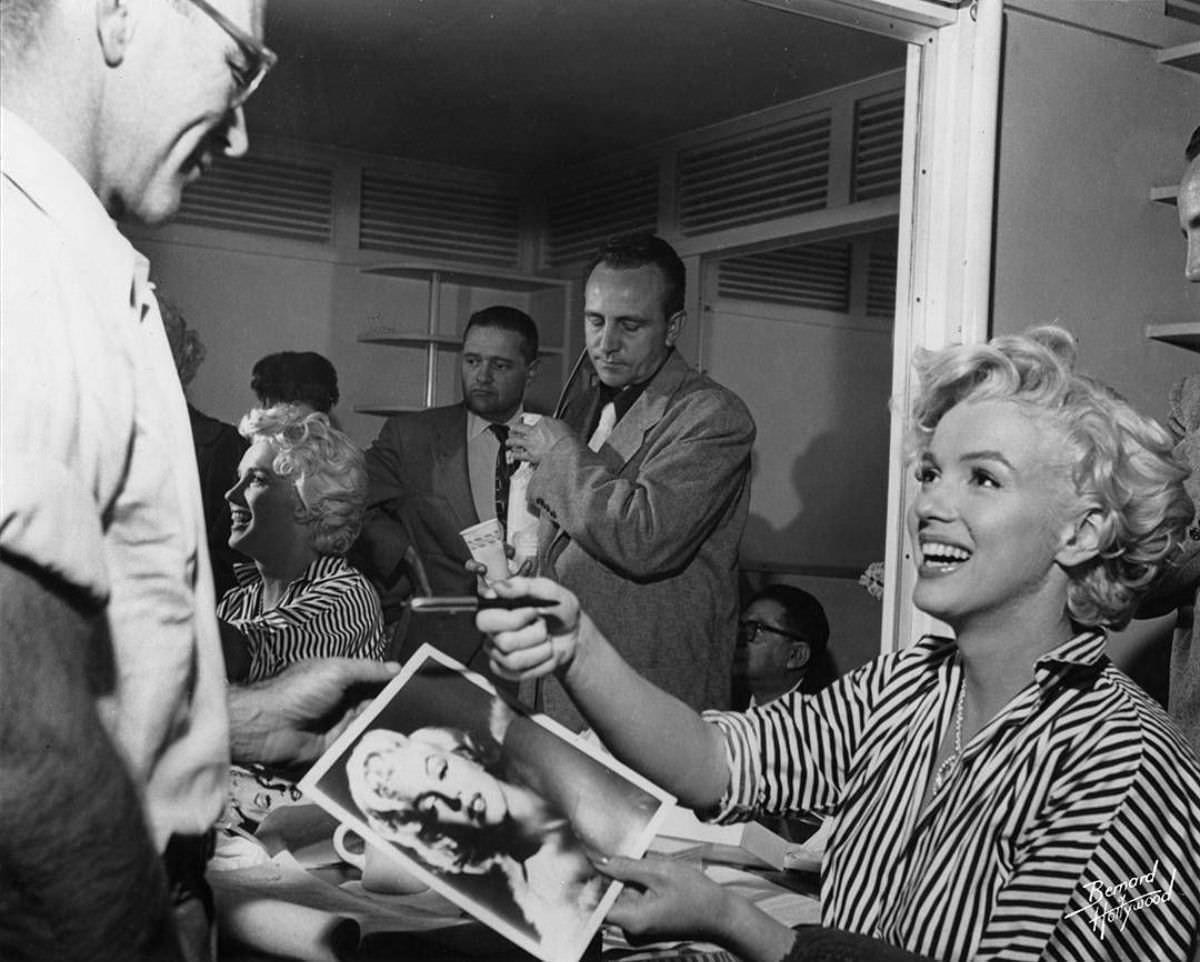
[332,824,428,895]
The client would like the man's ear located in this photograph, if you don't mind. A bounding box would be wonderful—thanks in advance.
[785,642,811,672]
[1056,508,1104,569]
[526,357,541,383]
[97,0,136,67]
[665,310,686,348]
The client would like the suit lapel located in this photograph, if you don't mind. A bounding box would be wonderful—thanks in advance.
[434,405,478,532]
[604,351,688,465]
[540,353,691,573]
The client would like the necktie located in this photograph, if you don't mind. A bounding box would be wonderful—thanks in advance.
[490,423,512,530]
[588,401,617,452]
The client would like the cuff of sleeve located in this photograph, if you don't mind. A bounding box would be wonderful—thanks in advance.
[527,435,587,506]
[700,709,757,824]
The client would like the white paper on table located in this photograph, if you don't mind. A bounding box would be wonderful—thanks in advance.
[209,849,474,948]
[600,863,820,958]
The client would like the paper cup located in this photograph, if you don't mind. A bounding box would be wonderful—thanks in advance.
[332,824,428,896]
[460,518,509,582]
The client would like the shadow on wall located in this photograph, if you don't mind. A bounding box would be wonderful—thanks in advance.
[741,427,888,575]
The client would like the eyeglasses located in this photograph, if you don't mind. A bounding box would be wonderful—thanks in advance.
[185,0,278,108]
[738,620,807,646]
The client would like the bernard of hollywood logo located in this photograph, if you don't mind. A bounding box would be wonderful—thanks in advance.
[1063,860,1177,939]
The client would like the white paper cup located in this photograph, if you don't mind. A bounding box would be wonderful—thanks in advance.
[332,824,428,895]
[460,518,509,582]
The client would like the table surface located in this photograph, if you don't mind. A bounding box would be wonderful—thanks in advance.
[213,808,822,962]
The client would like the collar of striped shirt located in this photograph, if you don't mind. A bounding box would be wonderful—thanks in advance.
[229,555,345,593]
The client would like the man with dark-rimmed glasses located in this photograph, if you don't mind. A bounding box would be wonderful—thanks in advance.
[0,1,274,958]
[734,584,834,707]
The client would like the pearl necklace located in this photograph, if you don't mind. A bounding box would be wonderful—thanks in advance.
[932,684,966,795]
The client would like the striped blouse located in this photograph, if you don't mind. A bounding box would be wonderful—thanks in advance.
[704,632,1200,961]
[217,556,386,681]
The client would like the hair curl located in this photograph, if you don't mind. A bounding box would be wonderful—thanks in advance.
[907,326,1192,629]
[238,405,366,555]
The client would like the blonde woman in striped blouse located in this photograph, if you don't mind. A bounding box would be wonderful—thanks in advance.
[478,328,1200,962]
[217,404,385,682]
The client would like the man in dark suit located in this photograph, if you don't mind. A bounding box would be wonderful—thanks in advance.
[354,306,539,677]
[509,233,755,729]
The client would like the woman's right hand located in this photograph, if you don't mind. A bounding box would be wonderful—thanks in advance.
[598,856,797,962]
[475,577,582,682]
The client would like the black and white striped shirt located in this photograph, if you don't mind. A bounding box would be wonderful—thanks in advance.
[705,632,1200,961]
[217,556,385,682]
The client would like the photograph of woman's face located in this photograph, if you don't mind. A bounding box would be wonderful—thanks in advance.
[357,729,510,832]
[300,647,673,962]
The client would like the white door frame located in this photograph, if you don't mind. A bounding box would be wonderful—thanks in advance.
[745,0,1003,652]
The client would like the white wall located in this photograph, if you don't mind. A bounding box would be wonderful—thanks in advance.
[992,9,1200,426]
[992,7,1199,694]
[139,240,567,449]
[707,302,893,574]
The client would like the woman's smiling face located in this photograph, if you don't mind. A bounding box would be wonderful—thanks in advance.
[907,398,1078,633]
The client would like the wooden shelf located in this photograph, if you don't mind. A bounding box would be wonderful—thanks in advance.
[1151,184,1179,206]
[358,331,461,347]
[1157,39,1200,73]
[1166,0,1200,27]
[356,330,563,355]
[1146,321,1200,352]
[360,261,569,292]
[354,402,424,417]
[356,260,572,410]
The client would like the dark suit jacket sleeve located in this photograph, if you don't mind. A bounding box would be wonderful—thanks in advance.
[529,387,754,579]
[356,416,417,587]
[1139,534,1200,617]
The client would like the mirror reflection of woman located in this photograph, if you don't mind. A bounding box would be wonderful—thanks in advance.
[218,404,385,682]
[346,708,603,957]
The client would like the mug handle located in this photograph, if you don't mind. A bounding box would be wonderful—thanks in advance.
[332,823,366,871]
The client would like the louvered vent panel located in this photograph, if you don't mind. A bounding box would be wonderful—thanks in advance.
[176,155,333,243]
[718,242,851,312]
[360,170,521,268]
[866,238,898,318]
[677,113,831,236]
[853,91,904,201]
[543,162,659,267]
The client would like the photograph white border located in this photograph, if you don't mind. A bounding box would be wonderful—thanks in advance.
[299,644,675,962]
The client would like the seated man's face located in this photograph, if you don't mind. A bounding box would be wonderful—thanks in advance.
[735,598,806,689]
[460,325,535,422]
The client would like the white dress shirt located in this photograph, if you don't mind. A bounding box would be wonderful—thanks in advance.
[0,107,230,848]
[466,408,523,526]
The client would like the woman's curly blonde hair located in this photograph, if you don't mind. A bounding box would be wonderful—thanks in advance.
[239,404,367,556]
[908,326,1192,629]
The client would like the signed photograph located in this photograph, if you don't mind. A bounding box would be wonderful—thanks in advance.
[299,644,674,962]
